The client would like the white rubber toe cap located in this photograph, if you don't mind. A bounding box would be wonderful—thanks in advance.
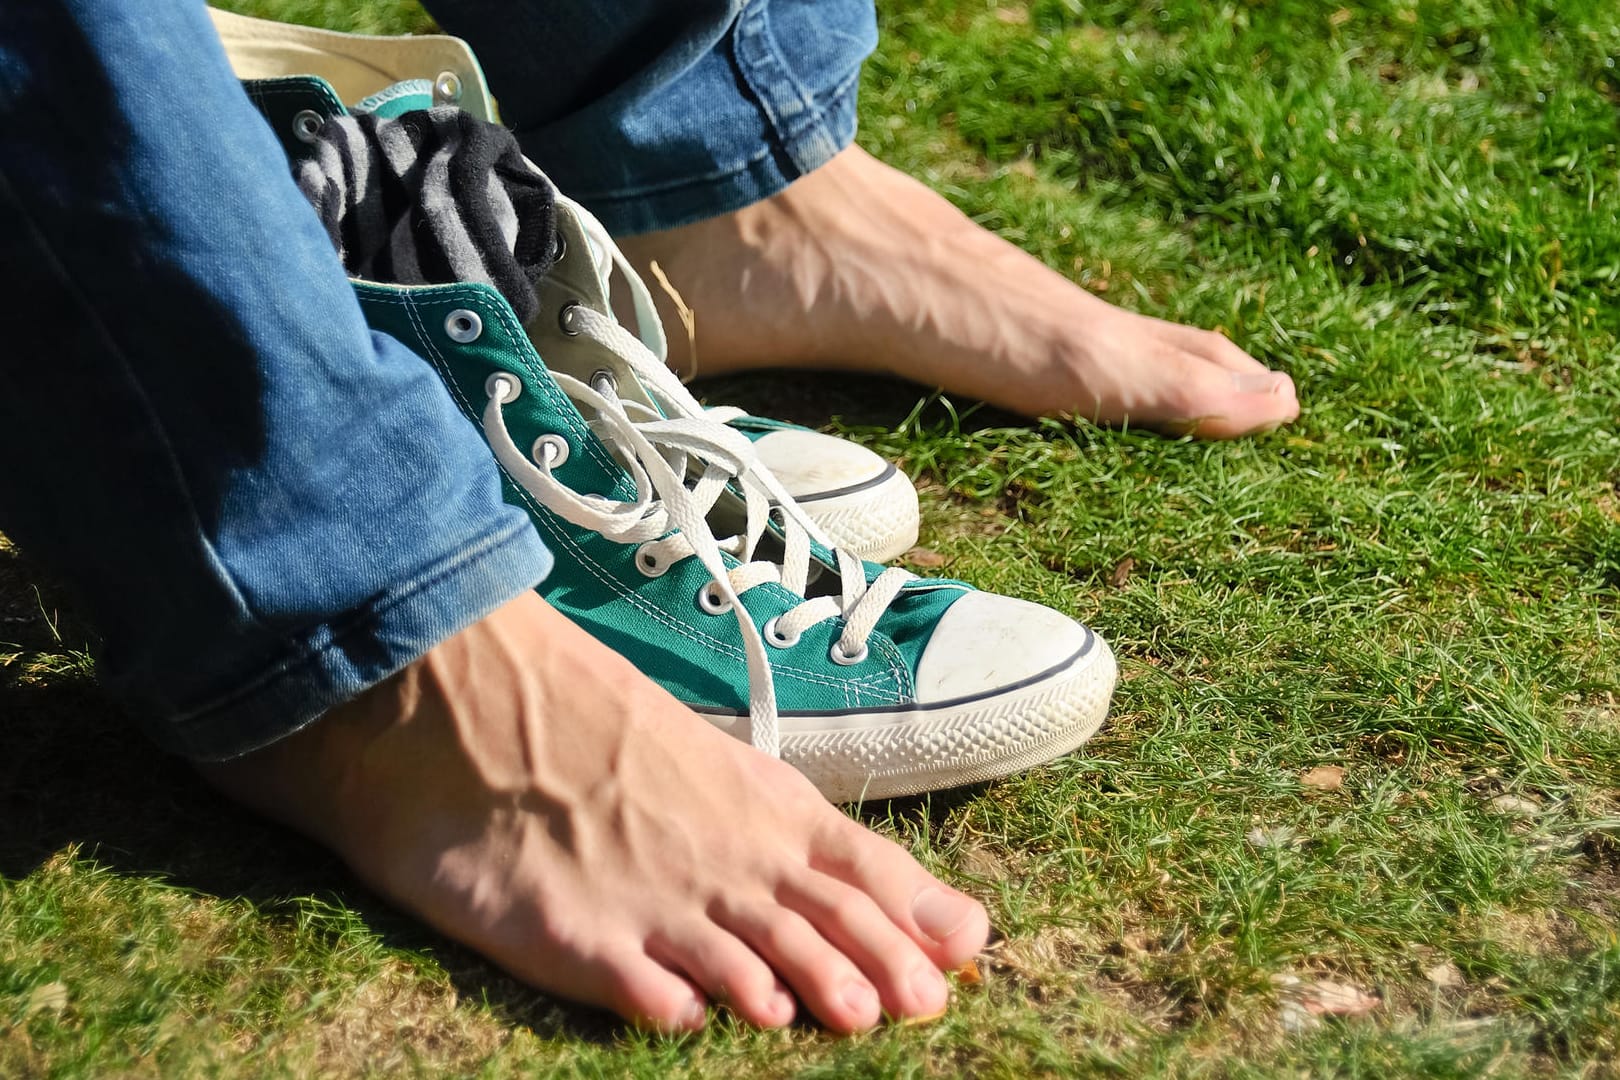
[749,428,889,495]
[912,590,1093,704]
[748,428,920,563]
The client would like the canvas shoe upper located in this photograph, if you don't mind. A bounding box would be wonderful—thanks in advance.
[212,5,920,562]
[358,273,1116,801]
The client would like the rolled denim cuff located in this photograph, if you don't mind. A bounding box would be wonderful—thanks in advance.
[578,0,867,235]
[436,0,878,236]
[150,519,551,762]
[587,55,861,237]
[576,4,868,236]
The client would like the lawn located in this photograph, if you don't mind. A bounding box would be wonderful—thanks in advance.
[4,0,1619,1075]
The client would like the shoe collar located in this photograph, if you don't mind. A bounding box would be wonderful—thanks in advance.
[212,6,499,122]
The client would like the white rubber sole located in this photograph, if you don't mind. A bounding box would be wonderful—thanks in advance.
[701,628,1117,802]
[793,465,921,564]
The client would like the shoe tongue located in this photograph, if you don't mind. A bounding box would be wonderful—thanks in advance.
[567,197,670,363]
[532,199,672,417]
[293,106,558,321]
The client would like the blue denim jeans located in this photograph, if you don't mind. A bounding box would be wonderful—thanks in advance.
[0,0,552,759]
[0,0,874,760]
[423,0,877,235]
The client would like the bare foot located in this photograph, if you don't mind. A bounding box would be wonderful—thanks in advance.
[620,145,1299,439]
[200,592,988,1033]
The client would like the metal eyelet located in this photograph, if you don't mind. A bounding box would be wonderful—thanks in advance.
[551,230,567,263]
[433,71,464,104]
[292,109,324,143]
[829,640,869,666]
[445,309,483,343]
[558,301,586,336]
[531,433,571,469]
[696,583,732,616]
[484,372,521,404]
[634,543,668,578]
[590,369,618,396]
[763,617,802,649]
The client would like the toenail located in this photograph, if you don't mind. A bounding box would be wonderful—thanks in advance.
[679,998,707,1029]
[841,980,878,1021]
[767,988,796,1022]
[912,887,972,944]
[1233,372,1286,394]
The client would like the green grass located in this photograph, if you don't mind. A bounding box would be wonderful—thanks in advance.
[6,0,1620,1075]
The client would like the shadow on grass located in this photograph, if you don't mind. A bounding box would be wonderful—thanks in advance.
[0,541,631,1044]
[691,369,1027,432]
[866,786,991,833]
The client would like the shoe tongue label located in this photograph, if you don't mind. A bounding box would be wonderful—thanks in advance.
[352,79,435,117]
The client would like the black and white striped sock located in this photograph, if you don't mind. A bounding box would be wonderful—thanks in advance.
[295,106,557,323]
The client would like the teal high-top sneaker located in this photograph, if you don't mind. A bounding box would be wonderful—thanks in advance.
[243,74,1117,800]
[356,274,1116,800]
[212,6,920,562]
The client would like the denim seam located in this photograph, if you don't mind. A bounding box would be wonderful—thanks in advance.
[567,50,858,208]
[749,12,847,141]
[731,0,856,174]
[561,143,780,203]
[165,511,543,735]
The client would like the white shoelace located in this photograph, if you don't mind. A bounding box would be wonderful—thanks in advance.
[479,213,913,756]
[557,195,806,450]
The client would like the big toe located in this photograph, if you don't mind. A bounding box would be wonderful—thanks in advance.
[1163,357,1299,439]
[909,884,992,967]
